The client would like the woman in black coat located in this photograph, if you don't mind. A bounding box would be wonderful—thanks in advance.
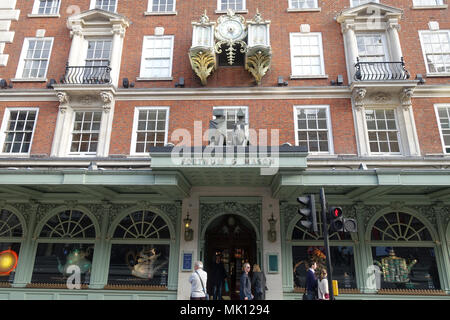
[251,264,266,300]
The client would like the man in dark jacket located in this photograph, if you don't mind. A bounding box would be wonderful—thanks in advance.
[210,254,227,300]
[305,260,318,300]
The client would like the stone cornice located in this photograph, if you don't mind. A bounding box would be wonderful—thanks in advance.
[0,84,449,101]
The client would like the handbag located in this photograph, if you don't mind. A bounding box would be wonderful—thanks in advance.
[195,271,209,300]
[224,281,229,293]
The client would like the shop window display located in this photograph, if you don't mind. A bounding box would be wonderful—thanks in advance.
[371,247,440,290]
[292,246,357,289]
[0,209,24,284]
[30,210,96,286]
[107,210,171,288]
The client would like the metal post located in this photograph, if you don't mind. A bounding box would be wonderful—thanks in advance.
[320,187,334,300]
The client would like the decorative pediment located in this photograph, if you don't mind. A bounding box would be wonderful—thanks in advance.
[337,3,403,32]
[67,9,130,36]
[337,3,402,22]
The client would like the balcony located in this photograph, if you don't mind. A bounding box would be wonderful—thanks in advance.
[61,64,111,85]
[354,57,410,81]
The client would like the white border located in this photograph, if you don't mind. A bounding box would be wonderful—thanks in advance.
[146,0,177,14]
[14,37,54,81]
[67,110,104,157]
[293,105,334,155]
[289,32,326,78]
[216,0,247,12]
[31,0,61,15]
[350,0,379,7]
[130,106,170,156]
[90,0,118,12]
[418,29,450,77]
[0,107,40,157]
[139,35,174,79]
[288,0,318,9]
[434,104,450,154]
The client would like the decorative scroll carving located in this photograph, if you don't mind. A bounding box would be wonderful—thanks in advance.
[189,50,216,86]
[100,91,113,113]
[200,202,261,234]
[400,88,414,111]
[246,50,271,85]
[352,88,367,110]
[57,92,69,113]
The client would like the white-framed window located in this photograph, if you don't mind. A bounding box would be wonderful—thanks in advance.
[139,35,174,79]
[15,38,53,80]
[289,0,318,9]
[91,0,117,12]
[434,104,450,154]
[419,30,450,75]
[147,0,176,13]
[294,105,333,154]
[32,0,61,15]
[130,107,169,155]
[364,108,401,154]
[290,33,326,77]
[212,106,249,145]
[217,0,246,12]
[69,111,102,156]
[413,0,444,6]
[351,0,379,7]
[0,108,39,155]
[356,34,389,62]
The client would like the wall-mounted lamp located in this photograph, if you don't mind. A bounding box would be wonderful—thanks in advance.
[47,78,57,89]
[184,212,193,241]
[268,212,277,243]
[0,79,12,89]
[331,75,344,86]
[278,76,288,86]
[122,78,135,88]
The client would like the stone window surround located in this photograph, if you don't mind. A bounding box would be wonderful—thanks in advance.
[129,106,170,156]
[138,35,175,81]
[338,4,404,84]
[351,86,421,157]
[89,0,118,13]
[50,91,115,158]
[66,9,129,88]
[216,0,248,14]
[289,32,327,79]
[287,0,321,12]
[28,0,61,17]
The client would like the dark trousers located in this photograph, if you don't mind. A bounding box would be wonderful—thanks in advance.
[254,292,264,300]
[212,282,223,300]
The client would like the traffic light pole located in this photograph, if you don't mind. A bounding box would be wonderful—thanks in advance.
[320,187,334,300]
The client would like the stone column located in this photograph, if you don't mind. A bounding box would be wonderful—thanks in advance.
[386,21,403,62]
[109,25,126,87]
[434,204,450,293]
[67,25,84,66]
[399,88,421,156]
[88,201,111,289]
[12,201,39,288]
[342,22,358,83]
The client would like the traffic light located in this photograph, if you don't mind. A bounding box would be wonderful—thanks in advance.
[329,206,344,232]
[329,207,358,232]
[297,195,318,232]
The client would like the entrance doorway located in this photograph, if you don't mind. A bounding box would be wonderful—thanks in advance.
[205,214,257,300]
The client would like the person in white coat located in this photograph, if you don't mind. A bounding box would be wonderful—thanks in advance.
[189,261,208,300]
[318,269,330,300]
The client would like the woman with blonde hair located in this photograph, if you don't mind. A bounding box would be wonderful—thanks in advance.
[317,269,329,300]
[251,264,267,300]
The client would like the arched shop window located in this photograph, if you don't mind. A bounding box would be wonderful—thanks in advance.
[0,209,23,285]
[291,213,357,291]
[370,212,440,291]
[31,209,96,286]
[107,210,171,288]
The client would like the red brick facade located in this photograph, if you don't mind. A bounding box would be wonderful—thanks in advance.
[0,0,449,157]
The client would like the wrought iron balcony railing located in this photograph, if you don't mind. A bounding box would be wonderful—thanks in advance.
[61,63,111,84]
[354,57,410,81]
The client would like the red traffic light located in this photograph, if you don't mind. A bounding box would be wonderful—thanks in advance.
[329,207,343,218]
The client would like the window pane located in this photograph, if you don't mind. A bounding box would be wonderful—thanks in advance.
[107,244,169,287]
